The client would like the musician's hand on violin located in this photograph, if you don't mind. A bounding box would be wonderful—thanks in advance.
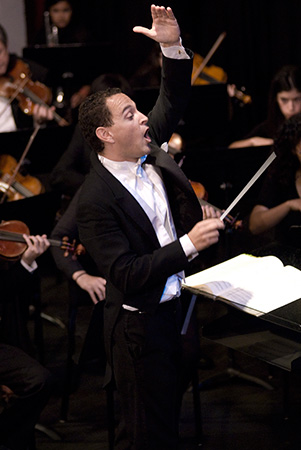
[133,5,181,47]
[227,83,237,98]
[188,219,225,252]
[202,204,221,219]
[33,104,55,125]
[21,234,50,266]
[73,272,106,304]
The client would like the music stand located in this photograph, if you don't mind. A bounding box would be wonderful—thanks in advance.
[23,43,117,90]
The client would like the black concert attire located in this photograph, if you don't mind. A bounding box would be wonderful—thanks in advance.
[34,20,93,46]
[50,187,106,367]
[256,172,301,246]
[0,260,53,450]
[50,124,91,198]
[244,120,273,140]
[77,47,205,449]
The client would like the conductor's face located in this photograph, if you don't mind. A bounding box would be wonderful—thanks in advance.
[100,93,151,162]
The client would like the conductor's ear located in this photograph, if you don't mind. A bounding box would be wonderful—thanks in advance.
[96,127,114,143]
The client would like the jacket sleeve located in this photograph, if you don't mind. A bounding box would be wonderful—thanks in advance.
[147,49,193,147]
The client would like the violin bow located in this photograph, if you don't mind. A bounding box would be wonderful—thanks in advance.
[19,84,69,126]
[0,72,69,126]
[191,31,227,85]
[0,124,41,204]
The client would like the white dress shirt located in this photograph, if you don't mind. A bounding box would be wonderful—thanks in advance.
[99,154,198,306]
[0,98,17,132]
[99,41,197,308]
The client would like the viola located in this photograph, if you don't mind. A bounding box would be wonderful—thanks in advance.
[192,52,227,86]
[189,180,208,202]
[192,53,252,106]
[0,220,79,260]
[191,32,251,106]
[0,154,44,202]
[0,58,68,126]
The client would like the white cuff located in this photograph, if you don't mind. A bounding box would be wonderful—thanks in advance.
[20,259,38,273]
[160,39,190,60]
[179,234,198,261]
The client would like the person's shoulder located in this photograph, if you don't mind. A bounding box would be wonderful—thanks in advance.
[22,57,49,83]
[247,120,270,138]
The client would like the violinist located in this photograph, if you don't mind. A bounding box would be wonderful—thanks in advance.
[0,229,53,450]
[0,23,55,132]
[50,186,106,306]
[34,0,93,46]
[229,65,301,149]
[34,0,95,111]
[249,113,301,247]
[0,229,50,354]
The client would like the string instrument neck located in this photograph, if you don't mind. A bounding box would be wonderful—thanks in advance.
[0,220,78,260]
[0,58,69,126]
[0,229,61,248]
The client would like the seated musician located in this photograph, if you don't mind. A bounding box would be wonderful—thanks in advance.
[0,230,53,450]
[229,65,301,149]
[0,24,55,132]
[50,186,107,306]
[0,229,50,355]
[50,186,107,376]
[249,112,301,248]
[34,0,96,112]
[34,0,93,47]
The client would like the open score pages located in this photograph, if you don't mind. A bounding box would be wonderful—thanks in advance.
[183,254,301,316]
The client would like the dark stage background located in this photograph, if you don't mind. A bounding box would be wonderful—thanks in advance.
[25,0,301,127]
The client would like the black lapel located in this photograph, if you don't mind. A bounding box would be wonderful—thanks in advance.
[91,151,160,246]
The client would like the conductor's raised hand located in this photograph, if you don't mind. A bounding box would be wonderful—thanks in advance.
[133,5,181,47]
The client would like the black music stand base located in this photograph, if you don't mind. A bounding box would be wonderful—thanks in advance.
[199,364,274,391]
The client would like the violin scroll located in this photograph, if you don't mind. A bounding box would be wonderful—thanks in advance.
[61,236,86,260]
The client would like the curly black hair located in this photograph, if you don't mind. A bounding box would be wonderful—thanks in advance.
[78,88,122,153]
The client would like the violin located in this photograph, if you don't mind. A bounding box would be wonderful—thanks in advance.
[192,53,252,106]
[191,32,252,106]
[0,154,44,202]
[190,180,242,230]
[0,59,68,126]
[192,53,227,86]
[189,180,208,202]
[0,220,80,260]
